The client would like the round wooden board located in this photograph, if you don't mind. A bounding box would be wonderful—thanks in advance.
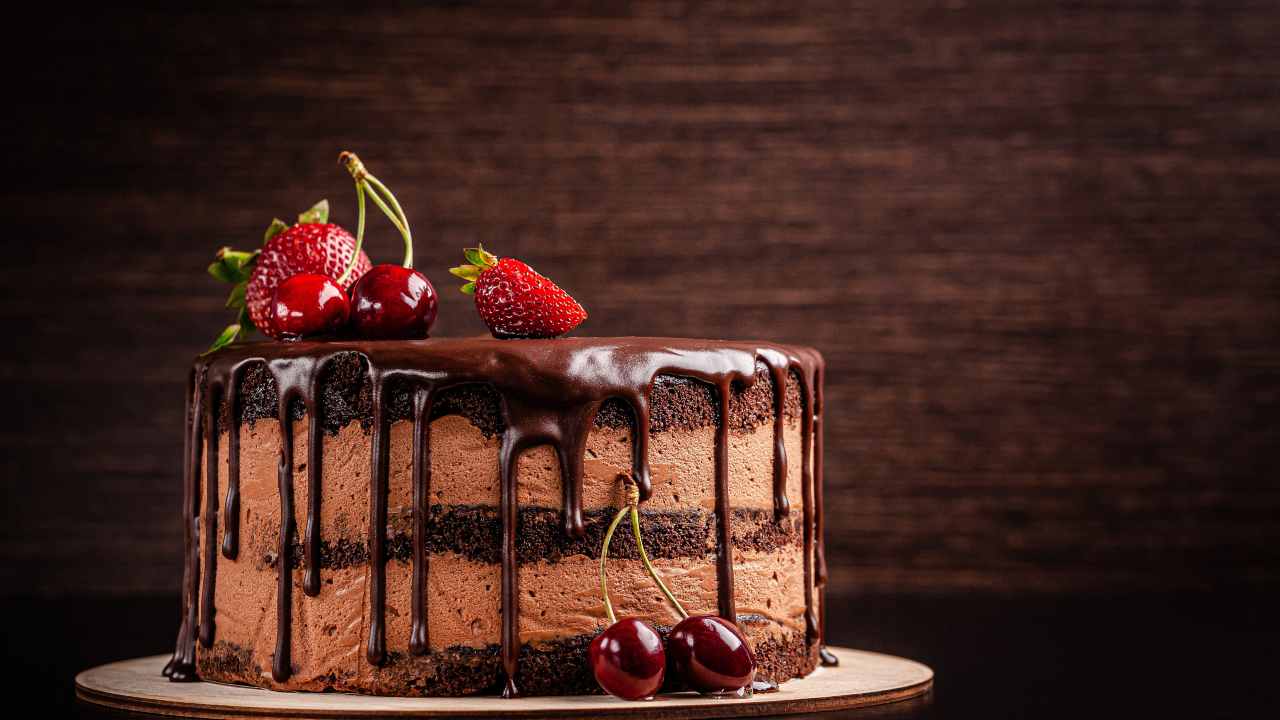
[76,647,932,719]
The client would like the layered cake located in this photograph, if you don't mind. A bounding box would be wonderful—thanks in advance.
[164,337,835,696]
[169,152,834,697]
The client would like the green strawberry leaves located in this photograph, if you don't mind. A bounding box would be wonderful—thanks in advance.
[463,245,497,269]
[451,244,498,295]
[203,200,325,354]
[205,245,260,353]
[206,305,257,355]
[207,323,243,354]
[264,219,289,243]
[207,247,260,284]
[262,198,326,244]
[449,264,481,281]
[297,199,329,225]
[225,282,247,310]
[205,278,256,354]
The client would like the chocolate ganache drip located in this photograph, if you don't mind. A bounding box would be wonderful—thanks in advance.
[162,369,199,682]
[166,337,830,694]
[815,362,839,667]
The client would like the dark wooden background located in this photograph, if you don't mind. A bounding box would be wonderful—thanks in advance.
[3,1,1278,601]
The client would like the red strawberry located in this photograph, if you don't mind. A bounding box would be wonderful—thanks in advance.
[246,223,371,338]
[450,246,587,338]
[205,200,371,351]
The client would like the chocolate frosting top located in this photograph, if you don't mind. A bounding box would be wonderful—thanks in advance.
[219,341,805,436]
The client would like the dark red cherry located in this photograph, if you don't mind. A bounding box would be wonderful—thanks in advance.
[349,264,438,339]
[667,615,756,695]
[270,273,350,341]
[588,618,665,700]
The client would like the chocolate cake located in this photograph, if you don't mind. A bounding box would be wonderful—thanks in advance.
[164,337,836,696]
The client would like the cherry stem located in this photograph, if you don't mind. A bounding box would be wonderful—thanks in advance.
[364,182,410,252]
[626,480,688,619]
[337,180,367,285]
[599,503,630,625]
[337,152,414,284]
[363,173,412,266]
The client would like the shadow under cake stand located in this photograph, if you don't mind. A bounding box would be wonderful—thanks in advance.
[76,646,932,718]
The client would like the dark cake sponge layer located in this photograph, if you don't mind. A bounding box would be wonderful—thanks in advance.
[213,353,802,436]
[272,507,802,570]
[197,618,815,696]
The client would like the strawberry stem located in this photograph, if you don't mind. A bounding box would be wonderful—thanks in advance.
[337,151,414,281]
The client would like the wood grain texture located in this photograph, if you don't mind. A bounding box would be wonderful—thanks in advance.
[2,2,1278,597]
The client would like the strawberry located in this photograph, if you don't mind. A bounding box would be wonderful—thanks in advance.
[246,222,371,338]
[450,245,587,338]
[206,200,371,350]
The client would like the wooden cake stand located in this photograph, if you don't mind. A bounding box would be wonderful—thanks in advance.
[76,646,932,718]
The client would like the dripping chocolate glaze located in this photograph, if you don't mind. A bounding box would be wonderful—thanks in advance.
[302,370,325,599]
[162,369,199,682]
[167,337,826,695]
[814,361,839,667]
[409,387,434,657]
[219,367,243,560]
[198,382,220,649]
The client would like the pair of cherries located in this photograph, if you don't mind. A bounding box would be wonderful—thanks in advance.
[588,481,756,701]
[590,615,756,701]
[271,265,437,341]
[273,152,437,341]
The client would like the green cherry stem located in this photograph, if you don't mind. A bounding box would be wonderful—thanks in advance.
[626,480,689,620]
[599,503,630,625]
[337,179,367,285]
[599,477,691,625]
[363,182,410,250]
[363,173,413,267]
[337,151,415,283]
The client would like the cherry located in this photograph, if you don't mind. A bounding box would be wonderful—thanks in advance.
[270,273,350,340]
[349,264,438,339]
[589,617,665,700]
[334,152,434,339]
[667,615,756,696]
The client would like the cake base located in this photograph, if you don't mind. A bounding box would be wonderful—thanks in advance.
[76,647,931,718]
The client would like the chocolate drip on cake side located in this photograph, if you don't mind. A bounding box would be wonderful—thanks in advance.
[712,378,738,621]
[759,348,821,646]
[198,382,220,649]
[798,357,820,643]
[220,367,244,561]
[409,386,435,656]
[167,337,827,693]
[271,356,322,682]
[759,349,792,521]
[302,367,326,599]
[272,394,296,682]
[497,429,523,697]
[198,361,251,651]
[814,361,838,667]
[366,372,390,668]
[163,368,200,682]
